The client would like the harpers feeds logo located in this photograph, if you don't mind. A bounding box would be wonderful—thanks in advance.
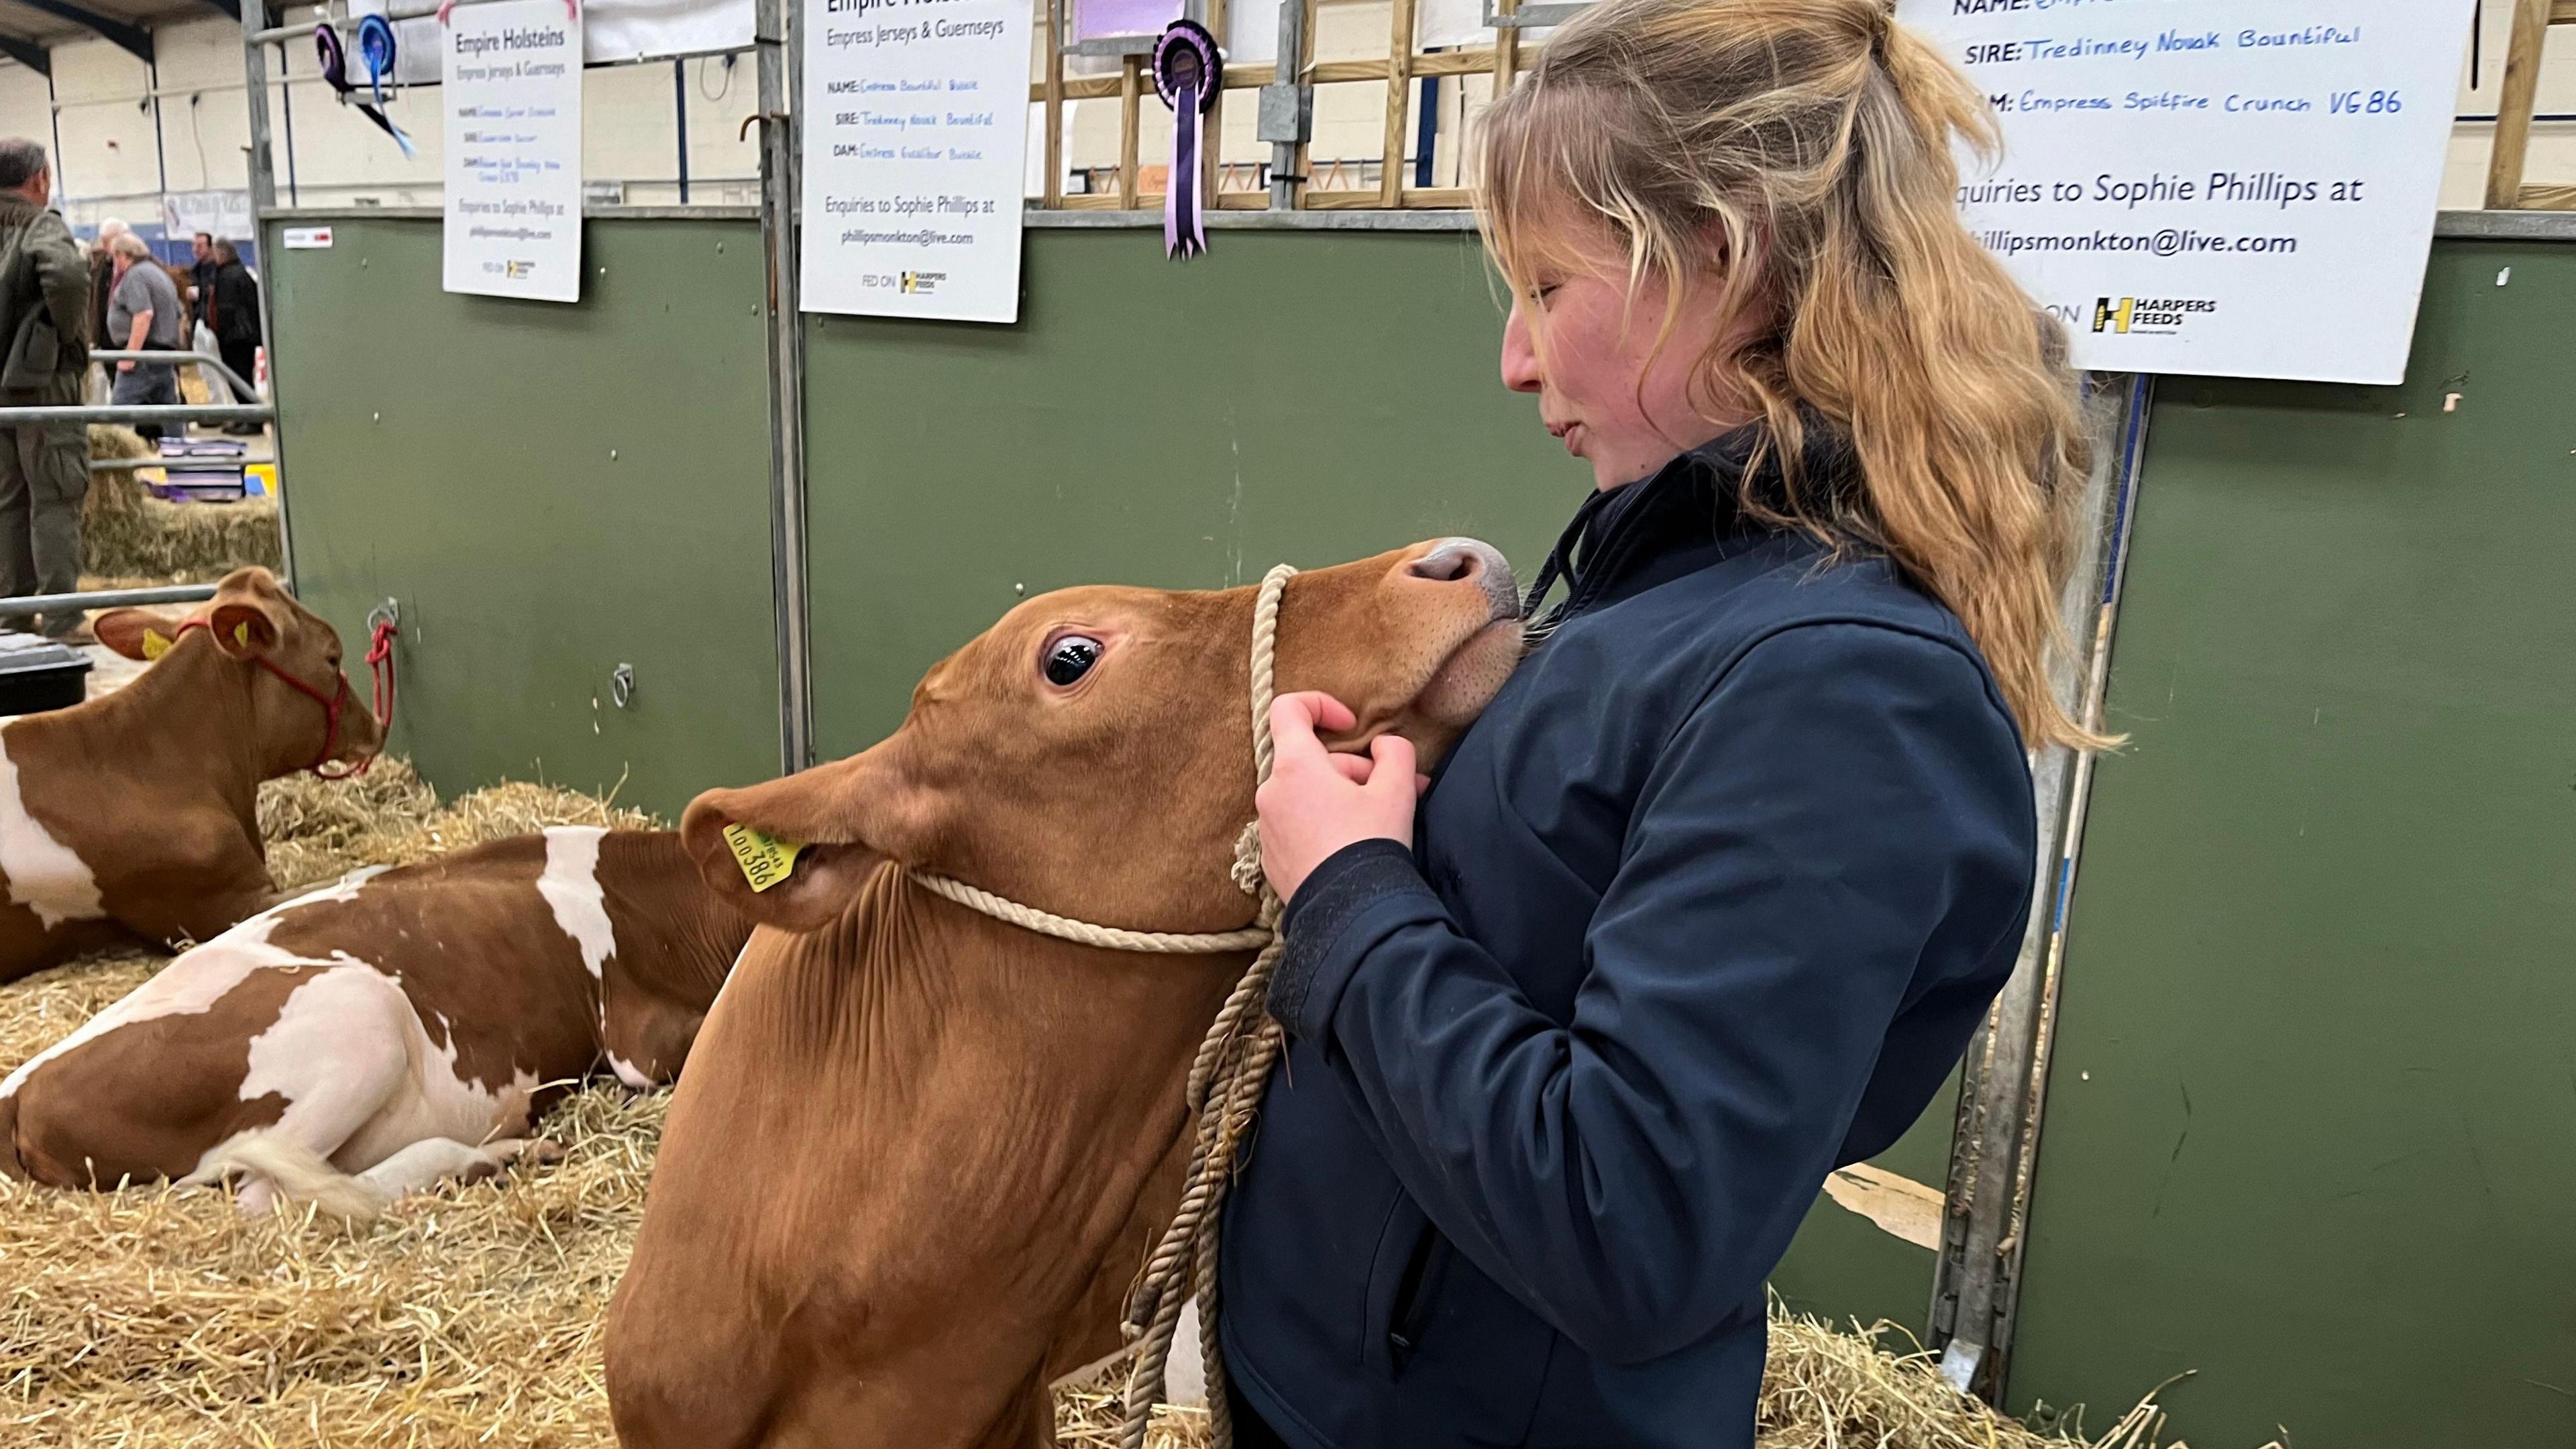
[2094,295,2218,335]
[900,270,945,295]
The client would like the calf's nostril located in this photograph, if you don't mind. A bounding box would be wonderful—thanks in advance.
[1407,543,1481,584]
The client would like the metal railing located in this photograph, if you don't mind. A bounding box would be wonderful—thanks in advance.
[93,348,263,403]
[81,350,276,476]
[0,350,282,623]
[0,582,219,620]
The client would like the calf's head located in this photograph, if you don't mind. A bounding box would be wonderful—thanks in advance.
[686,538,1523,936]
[93,567,385,775]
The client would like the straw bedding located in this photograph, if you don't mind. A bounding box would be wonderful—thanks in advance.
[82,425,282,584]
[1,761,2227,1448]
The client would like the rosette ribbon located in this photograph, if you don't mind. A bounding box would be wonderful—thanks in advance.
[1152,19,1220,260]
[316,22,415,157]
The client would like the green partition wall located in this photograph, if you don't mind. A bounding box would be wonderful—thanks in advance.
[2007,239,2576,1445]
[798,227,1572,753]
[266,215,780,819]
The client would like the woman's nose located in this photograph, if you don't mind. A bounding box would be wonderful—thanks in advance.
[1500,306,1542,394]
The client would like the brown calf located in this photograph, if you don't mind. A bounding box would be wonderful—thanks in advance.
[0,828,752,1214]
[605,539,1523,1449]
[0,566,383,985]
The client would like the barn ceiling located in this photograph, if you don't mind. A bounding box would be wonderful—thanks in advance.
[0,0,242,68]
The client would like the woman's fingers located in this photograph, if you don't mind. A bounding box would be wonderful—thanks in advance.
[1271,691,1358,744]
[1364,733,1418,811]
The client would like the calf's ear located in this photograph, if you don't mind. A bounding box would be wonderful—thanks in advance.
[205,598,288,659]
[95,607,187,661]
[679,741,930,934]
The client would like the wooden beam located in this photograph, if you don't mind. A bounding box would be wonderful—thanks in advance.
[1309,48,1494,83]
[1118,53,1143,211]
[2516,182,2576,209]
[1377,0,1417,206]
[2553,0,2576,22]
[1304,185,1471,209]
[1042,0,1065,207]
[1203,0,1228,225]
[1492,0,1519,91]
[2488,0,2552,208]
[1030,61,1287,104]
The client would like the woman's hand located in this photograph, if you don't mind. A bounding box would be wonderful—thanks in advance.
[1257,692,1428,902]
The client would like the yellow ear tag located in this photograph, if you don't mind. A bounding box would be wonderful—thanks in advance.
[140,629,170,661]
[232,621,252,649]
[721,823,807,894]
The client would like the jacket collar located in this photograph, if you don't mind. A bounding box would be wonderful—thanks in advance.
[1521,413,1862,629]
[0,194,44,225]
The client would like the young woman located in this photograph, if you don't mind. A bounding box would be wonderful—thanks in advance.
[1221,1,2102,1445]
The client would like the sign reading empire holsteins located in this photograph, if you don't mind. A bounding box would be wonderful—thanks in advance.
[1896,1,2477,385]
[443,0,584,303]
[800,0,1032,324]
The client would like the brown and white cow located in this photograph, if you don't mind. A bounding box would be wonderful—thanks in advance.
[0,828,753,1216]
[604,538,1523,1449]
[0,566,383,985]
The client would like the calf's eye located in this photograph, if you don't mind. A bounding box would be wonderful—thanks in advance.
[1044,636,1102,686]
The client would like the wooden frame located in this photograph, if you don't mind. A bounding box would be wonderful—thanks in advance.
[2484,0,2576,209]
[1026,0,1535,211]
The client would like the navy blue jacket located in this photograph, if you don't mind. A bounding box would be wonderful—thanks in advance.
[1221,425,2037,1448]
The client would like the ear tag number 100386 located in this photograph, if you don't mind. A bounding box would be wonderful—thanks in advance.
[722,823,808,893]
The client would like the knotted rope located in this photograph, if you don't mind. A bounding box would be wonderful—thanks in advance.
[901,565,1300,1449]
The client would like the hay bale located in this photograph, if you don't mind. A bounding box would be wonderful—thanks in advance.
[0,761,2249,1449]
[254,758,656,893]
[81,424,283,584]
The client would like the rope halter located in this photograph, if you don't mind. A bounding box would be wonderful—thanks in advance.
[896,564,1299,1449]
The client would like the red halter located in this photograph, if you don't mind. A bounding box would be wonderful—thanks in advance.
[176,613,398,778]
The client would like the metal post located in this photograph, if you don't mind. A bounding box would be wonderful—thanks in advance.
[149,54,170,202]
[46,69,63,196]
[755,0,813,772]
[239,0,298,589]
[1929,372,2152,1404]
[1264,0,1311,210]
[674,59,691,205]
[280,40,299,207]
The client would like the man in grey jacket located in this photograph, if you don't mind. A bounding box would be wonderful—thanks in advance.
[0,139,91,640]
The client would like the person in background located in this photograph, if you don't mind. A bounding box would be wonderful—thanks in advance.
[85,217,127,379]
[187,230,217,333]
[0,138,93,641]
[207,239,262,435]
[105,231,182,444]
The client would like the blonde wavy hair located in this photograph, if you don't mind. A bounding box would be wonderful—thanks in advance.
[1475,0,2106,751]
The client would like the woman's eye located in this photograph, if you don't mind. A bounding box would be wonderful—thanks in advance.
[1043,636,1102,686]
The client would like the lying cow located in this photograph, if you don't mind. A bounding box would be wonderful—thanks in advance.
[0,827,753,1216]
[605,538,1524,1448]
[0,566,382,985]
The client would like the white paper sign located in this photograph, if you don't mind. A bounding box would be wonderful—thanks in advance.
[801,0,1032,324]
[443,0,585,303]
[283,226,335,250]
[1896,1,2476,384]
[162,189,254,240]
